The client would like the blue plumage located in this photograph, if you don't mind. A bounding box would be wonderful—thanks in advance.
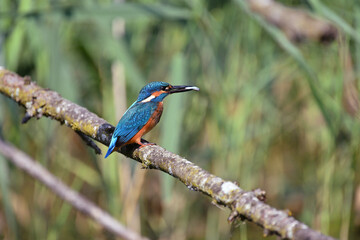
[104,102,159,158]
[105,81,199,158]
[105,136,118,158]
[112,102,158,144]
[137,82,169,102]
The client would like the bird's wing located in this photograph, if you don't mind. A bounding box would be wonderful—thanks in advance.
[112,102,158,145]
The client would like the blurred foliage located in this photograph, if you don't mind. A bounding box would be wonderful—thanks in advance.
[0,0,360,239]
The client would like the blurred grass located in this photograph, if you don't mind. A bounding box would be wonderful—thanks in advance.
[1,0,360,239]
[160,53,186,202]
[0,155,19,240]
[308,0,360,42]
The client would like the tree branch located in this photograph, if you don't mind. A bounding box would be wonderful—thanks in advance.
[246,0,337,43]
[0,139,147,240]
[0,68,336,240]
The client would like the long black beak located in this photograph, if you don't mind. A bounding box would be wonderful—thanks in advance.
[169,85,200,94]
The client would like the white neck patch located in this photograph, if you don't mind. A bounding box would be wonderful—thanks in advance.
[140,95,156,103]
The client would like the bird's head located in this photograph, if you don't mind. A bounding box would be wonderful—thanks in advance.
[136,81,199,103]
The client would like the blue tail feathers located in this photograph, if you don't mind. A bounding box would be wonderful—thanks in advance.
[105,136,118,158]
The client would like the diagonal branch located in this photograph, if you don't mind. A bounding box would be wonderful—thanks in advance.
[0,68,336,240]
[246,0,337,43]
[0,139,147,240]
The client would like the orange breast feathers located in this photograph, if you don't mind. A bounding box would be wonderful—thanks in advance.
[127,102,164,145]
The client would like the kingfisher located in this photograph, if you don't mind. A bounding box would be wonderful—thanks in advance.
[105,81,199,158]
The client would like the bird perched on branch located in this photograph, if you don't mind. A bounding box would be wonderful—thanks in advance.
[105,81,199,158]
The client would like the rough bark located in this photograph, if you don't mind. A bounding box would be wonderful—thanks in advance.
[0,68,337,240]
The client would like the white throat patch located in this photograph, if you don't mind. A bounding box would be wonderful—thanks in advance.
[140,95,156,103]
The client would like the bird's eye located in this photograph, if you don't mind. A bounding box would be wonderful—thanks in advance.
[161,86,170,91]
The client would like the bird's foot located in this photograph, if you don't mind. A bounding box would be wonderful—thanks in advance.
[139,142,156,148]
[139,138,157,147]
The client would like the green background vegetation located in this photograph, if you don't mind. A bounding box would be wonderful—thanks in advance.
[1,0,360,239]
